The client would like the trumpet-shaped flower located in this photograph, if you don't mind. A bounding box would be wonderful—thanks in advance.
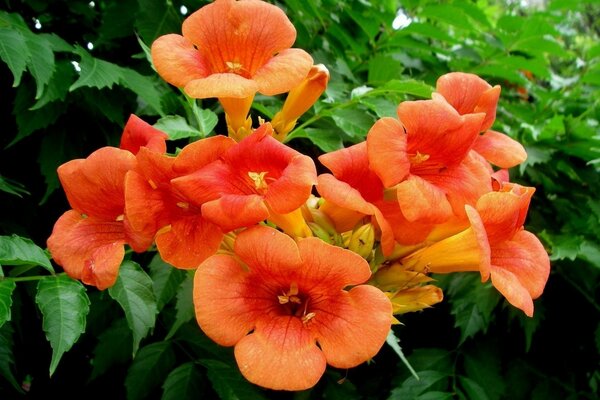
[119,114,168,155]
[47,147,143,289]
[124,136,234,268]
[367,100,492,223]
[172,124,317,233]
[194,225,392,390]
[435,72,527,168]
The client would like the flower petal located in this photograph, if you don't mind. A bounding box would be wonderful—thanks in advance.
[366,117,410,187]
[47,210,125,290]
[184,73,259,99]
[151,34,209,88]
[201,194,269,232]
[316,174,374,216]
[119,114,168,155]
[265,153,317,214]
[234,316,326,391]
[396,176,453,223]
[253,48,313,95]
[472,130,527,168]
[173,135,236,175]
[310,285,391,369]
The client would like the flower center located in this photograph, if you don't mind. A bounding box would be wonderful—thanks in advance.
[277,282,316,324]
[409,151,430,164]
[248,171,269,191]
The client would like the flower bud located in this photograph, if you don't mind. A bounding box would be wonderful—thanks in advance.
[348,223,375,259]
[388,285,444,314]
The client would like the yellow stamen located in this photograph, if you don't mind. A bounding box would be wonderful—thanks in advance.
[176,202,190,209]
[226,61,244,73]
[148,179,158,189]
[156,225,172,236]
[301,312,316,324]
[115,214,124,222]
[410,151,430,164]
[248,171,269,191]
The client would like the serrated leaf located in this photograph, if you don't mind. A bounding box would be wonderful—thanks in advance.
[0,28,29,87]
[70,47,122,91]
[31,61,76,110]
[162,362,205,400]
[386,330,419,380]
[173,323,233,361]
[200,359,268,400]
[166,271,195,339]
[125,342,176,400]
[0,234,53,273]
[149,254,186,311]
[154,115,201,140]
[330,107,376,141]
[286,127,344,152]
[119,68,166,116]
[108,261,157,355]
[389,370,450,399]
[0,175,29,198]
[463,341,505,400]
[0,323,22,393]
[135,0,182,45]
[36,275,90,376]
[22,32,55,99]
[0,280,16,328]
[89,319,132,381]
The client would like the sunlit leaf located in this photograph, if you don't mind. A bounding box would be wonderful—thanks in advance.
[0,234,53,273]
[36,275,90,376]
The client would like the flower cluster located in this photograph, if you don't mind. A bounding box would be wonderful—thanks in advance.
[46,0,550,391]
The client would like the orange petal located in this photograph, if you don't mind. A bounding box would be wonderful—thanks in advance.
[184,73,259,99]
[234,316,326,391]
[182,0,296,76]
[253,48,313,96]
[194,254,267,346]
[490,230,550,317]
[119,114,168,155]
[318,200,366,233]
[173,135,236,175]
[265,154,317,214]
[297,237,372,289]
[316,174,374,216]
[47,210,125,290]
[310,285,391,369]
[58,147,136,220]
[202,195,269,232]
[396,176,453,223]
[155,215,223,269]
[366,117,410,187]
[151,34,209,88]
[375,198,434,245]
[234,225,303,282]
[473,130,527,168]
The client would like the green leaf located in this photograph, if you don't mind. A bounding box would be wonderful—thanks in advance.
[459,376,490,400]
[0,28,29,87]
[376,79,434,98]
[162,362,206,400]
[125,341,177,400]
[89,319,132,381]
[200,359,268,400]
[330,107,376,141]
[0,234,53,273]
[108,261,157,355]
[286,127,344,152]
[0,323,22,393]
[22,32,55,99]
[119,68,167,116]
[368,54,404,84]
[322,370,360,400]
[135,0,182,44]
[463,341,506,400]
[195,108,219,137]
[389,370,450,399]
[70,47,122,91]
[386,330,419,380]
[0,175,30,198]
[166,271,195,339]
[36,275,90,376]
[154,115,201,140]
[30,61,76,111]
[149,254,186,311]
[0,280,16,328]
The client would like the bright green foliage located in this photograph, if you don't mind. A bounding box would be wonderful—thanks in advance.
[0,234,53,273]
[35,275,90,376]
[108,261,157,356]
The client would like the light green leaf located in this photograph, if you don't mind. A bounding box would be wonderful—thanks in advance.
[89,319,132,381]
[162,362,205,400]
[0,234,53,273]
[36,275,90,376]
[376,79,434,98]
[108,261,157,355]
[0,28,29,87]
[22,32,55,99]
[200,359,268,400]
[331,107,376,141]
[166,271,195,339]
[70,47,122,91]
[149,254,186,311]
[386,330,419,380]
[0,323,22,393]
[368,54,403,84]
[195,108,219,137]
[119,68,167,116]
[125,342,176,400]
[154,115,201,140]
[286,127,344,152]
[0,281,16,328]
[0,175,29,198]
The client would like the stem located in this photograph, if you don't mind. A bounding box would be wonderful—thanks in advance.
[3,272,66,282]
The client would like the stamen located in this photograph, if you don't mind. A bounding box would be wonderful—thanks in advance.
[301,312,316,324]
[409,151,430,164]
[157,224,172,235]
[115,214,124,221]
[176,202,190,209]
[226,61,243,73]
[248,171,269,190]
[148,179,158,189]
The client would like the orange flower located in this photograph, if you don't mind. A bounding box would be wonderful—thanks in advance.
[119,114,168,155]
[124,136,234,268]
[151,0,313,138]
[172,124,317,232]
[367,99,492,223]
[194,225,392,390]
[435,72,527,168]
[47,147,144,290]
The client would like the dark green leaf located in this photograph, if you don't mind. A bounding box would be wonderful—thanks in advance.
[0,176,29,198]
[463,341,505,400]
[108,261,157,355]
[166,271,195,339]
[0,323,21,393]
[386,330,419,380]
[459,376,490,400]
[0,234,53,273]
[30,61,76,111]
[389,370,449,399]
[162,362,206,400]
[200,359,268,400]
[89,319,132,381]
[406,348,454,375]
[135,0,182,44]
[36,275,90,375]
[119,68,167,116]
[322,370,360,400]
[0,280,16,328]
[149,254,186,311]
[70,47,122,91]
[125,341,176,400]
[0,28,29,87]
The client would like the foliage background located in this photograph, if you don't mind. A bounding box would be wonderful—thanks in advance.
[0,0,599,398]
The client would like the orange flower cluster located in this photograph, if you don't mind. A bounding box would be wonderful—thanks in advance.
[46,0,550,392]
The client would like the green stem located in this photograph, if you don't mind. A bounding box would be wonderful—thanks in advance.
[2,272,66,282]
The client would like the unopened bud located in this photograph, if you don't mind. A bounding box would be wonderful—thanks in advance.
[348,223,375,259]
[308,222,333,244]
[388,285,444,314]
[371,264,433,292]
